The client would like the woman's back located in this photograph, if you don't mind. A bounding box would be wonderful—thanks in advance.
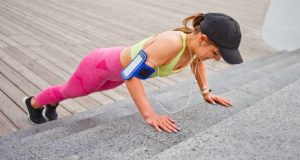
[120,31,193,76]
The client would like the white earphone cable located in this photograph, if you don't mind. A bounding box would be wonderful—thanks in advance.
[147,35,207,114]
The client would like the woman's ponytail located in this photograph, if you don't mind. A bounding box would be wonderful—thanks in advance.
[174,13,205,34]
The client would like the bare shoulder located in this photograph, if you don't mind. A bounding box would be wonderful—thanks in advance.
[144,31,184,66]
[154,31,183,51]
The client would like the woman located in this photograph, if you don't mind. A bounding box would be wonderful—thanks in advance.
[23,12,243,133]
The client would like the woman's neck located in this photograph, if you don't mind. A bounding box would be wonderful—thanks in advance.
[186,33,197,57]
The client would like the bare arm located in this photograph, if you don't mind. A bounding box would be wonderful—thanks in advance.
[191,59,232,107]
[125,74,179,133]
[190,59,209,91]
[124,77,154,119]
[124,31,182,132]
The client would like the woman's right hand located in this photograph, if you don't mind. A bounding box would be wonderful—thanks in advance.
[144,113,180,133]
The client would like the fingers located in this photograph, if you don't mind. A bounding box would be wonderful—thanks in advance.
[167,118,181,131]
[165,120,179,133]
[205,96,216,105]
[159,118,179,133]
[152,119,180,133]
[165,116,181,131]
[205,94,233,107]
[221,97,232,107]
[152,123,162,132]
[159,122,173,133]
[214,96,232,107]
[167,117,176,123]
[224,99,232,106]
[147,115,181,133]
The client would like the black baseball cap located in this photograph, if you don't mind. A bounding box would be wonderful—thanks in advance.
[200,13,243,64]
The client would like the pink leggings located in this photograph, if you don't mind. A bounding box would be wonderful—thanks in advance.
[35,47,125,106]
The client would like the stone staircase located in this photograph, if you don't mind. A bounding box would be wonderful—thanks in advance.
[0,49,299,160]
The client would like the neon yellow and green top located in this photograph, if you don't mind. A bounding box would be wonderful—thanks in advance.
[130,32,195,77]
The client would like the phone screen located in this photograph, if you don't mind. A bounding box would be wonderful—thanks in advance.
[122,54,144,78]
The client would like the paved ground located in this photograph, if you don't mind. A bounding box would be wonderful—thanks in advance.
[0,0,276,136]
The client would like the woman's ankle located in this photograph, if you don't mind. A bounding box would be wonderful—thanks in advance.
[48,103,58,107]
[30,97,42,108]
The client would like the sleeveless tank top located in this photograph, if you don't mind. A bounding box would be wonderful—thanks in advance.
[130,32,195,77]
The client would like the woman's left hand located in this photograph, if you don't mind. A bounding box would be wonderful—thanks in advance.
[203,92,232,107]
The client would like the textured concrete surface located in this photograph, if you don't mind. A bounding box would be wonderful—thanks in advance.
[153,79,300,160]
[239,62,300,98]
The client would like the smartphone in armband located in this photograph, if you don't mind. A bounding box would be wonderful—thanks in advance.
[121,50,155,80]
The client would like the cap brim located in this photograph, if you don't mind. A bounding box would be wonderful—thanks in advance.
[219,47,243,64]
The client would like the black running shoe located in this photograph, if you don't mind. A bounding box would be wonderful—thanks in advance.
[23,96,47,124]
[45,104,58,121]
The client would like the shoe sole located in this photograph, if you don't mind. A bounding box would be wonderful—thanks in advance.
[22,96,43,126]
[45,115,57,121]
[45,110,58,121]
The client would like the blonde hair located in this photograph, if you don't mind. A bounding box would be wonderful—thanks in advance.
[174,13,205,34]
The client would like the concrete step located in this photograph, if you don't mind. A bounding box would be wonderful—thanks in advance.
[1,51,299,159]
[211,49,300,91]
[62,61,300,160]
[152,79,300,160]
[0,50,299,148]
[0,89,258,160]
[28,59,300,159]
[159,49,299,95]
[152,49,300,110]
[198,49,299,88]
[208,48,299,81]
[0,99,136,144]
